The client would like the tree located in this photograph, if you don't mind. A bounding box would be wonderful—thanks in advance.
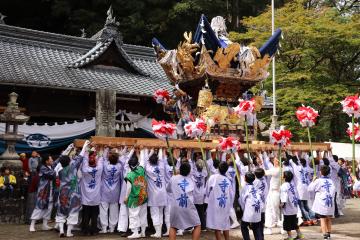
[230,0,360,142]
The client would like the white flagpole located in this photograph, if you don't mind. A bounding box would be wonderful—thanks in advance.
[270,0,278,131]
[272,0,276,116]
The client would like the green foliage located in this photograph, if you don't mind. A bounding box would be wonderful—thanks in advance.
[230,0,360,142]
[0,0,285,47]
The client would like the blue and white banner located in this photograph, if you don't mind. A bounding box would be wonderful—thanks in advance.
[0,118,95,153]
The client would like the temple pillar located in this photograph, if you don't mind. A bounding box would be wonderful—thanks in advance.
[95,89,116,137]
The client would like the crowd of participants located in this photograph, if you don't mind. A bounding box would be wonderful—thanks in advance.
[2,140,359,240]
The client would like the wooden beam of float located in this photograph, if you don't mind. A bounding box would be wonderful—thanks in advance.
[74,136,331,151]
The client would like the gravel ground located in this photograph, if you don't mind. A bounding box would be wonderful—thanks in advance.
[1,198,359,240]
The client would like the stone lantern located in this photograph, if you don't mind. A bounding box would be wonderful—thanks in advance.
[0,92,29,167]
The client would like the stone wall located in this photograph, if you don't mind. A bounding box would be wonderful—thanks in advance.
[0,165,25,224]
[0,198,25,223]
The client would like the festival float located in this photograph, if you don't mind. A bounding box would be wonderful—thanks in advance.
[75,14,330,152]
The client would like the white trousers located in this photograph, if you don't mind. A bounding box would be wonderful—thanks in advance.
[117,204,129,232]
[265,190,280,228]
[150,206,164,226]
[164,205,170,228]
[31,202,53,221]
[128,204,148,230]
[99,202,119,230]
[55,211,79,225]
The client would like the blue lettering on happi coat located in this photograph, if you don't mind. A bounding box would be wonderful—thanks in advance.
[88,168,98,189]
[177,193,189,208]
[153,166,162,188]
[194,174,203,189]
[176,178,189,208]
[217,178,230,208]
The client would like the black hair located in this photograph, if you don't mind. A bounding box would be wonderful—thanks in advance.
[41,154,51,165]
[149,153,159,166]
[283,171,293,183]
[283,158,290,166]
[59,155,71,168]
[213,159,220,169]
[129,154,139,170]
[322,158,330,166]
[180,162,191,177]
[179,149,187,159]
[245,172,255,184]
[241,157,249,166]
[300,158,307,167]
[292,156,299,165]
[332,155,339,162]
[320,165,330,176]
[219,161,229,175]
[109,151,119,165]
[254,168,265,179]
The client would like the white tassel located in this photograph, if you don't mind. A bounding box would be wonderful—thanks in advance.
[134,122,138,129]
[125,124,130,132]
[121,114,125,122]
[116,123,120,130]
[130,123,134,131]
[120,124,125,132]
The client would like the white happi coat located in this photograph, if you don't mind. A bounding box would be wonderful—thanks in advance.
[141,149,167,207]
[119,149,134,205]
[205,173,233,230]
[308,177,336,216]
[80,155,104,206]
[166,175,200,230]
[290,160,312,200]
[239,183,263,223]
[253,177,269,213]
[101,157,123,204]
[189,159,208,205]
[280,182,299,216]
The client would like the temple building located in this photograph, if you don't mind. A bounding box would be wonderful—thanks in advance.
[0,7,172,153]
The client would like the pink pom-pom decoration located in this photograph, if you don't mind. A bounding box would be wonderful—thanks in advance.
[340,94,360,117]
[233,98,255,118]
[184,118,207,138]
[346,123,360,141]
[152,119,176,138]
[295,105,319,127]
[271,126,292,147]
[218,137,240,153]
[153,89,170,104]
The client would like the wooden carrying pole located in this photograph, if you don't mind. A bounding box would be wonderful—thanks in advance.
[74,136,331,152]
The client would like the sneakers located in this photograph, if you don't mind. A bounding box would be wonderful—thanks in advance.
[177,229,184,236]
[301,220,312,226]
[310,219,318,225]
[150,225,161,238]
[128,232,141,239]
[99,229,107,234]
[295,234,305,239]
[163,227,170,236]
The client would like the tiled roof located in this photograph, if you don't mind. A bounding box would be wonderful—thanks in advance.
[0,23,172,97]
